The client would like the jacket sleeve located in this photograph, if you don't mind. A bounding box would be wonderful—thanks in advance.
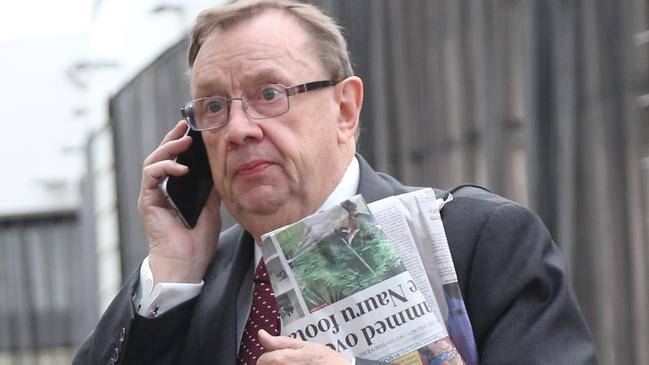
[459,201,598,364]
[72,270,198,365]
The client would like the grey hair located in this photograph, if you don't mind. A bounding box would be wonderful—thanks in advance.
[187,0,354,82]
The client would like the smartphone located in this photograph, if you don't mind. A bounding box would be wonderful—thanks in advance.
[161,126,213,228]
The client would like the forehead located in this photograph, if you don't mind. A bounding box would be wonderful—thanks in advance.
[190,11,324,96]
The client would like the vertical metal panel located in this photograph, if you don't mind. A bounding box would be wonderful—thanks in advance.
[482,0,506,193]
[384,1,415,182]
[366,1,390,173]
[465,0,488,187]
[519,0,540,212]
[625,1,649,364]
[551,0,578,272]
[111,40,191,277]
[578,2,617,362]
[112,84,149,278]
[73,151,99,345]
[0,214,78,364]
[442,0,468,186]
[639,157,649,365]
[632,2,649,364]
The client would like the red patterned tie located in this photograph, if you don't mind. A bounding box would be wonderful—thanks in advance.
[237,260,281,365]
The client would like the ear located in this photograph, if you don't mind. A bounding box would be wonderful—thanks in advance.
[335,76,364,144]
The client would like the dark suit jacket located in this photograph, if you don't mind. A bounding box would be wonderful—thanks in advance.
[74,156,597,364]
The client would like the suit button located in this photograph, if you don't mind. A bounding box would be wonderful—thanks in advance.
[119,327,126,342]
[110,347,119,362]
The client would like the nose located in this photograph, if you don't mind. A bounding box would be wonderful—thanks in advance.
[223,98,263,147]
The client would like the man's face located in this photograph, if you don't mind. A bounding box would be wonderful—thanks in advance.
[190,11,354,237]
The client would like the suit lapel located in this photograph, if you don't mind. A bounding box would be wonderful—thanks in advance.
[356,154,407,203]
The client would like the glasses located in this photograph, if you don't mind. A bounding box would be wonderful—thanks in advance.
[181,80,338,131]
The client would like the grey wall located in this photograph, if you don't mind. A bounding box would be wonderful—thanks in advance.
[108,1,649,364]
[112,38,195,278]
[0,212,80,362]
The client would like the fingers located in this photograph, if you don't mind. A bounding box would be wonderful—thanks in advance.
[143,132,192,167]
[141,160,189,190]
[258,330,304,351]
[160,120,189,146]
[257,332,351,365]
[141,122,193,190]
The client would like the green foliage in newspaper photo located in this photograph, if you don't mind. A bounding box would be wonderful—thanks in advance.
[279,207,406,312]
[276,222,307,260]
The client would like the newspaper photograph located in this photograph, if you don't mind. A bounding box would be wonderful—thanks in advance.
[261,193,473,364]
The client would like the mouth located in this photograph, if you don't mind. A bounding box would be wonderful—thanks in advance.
[235,160,273,177]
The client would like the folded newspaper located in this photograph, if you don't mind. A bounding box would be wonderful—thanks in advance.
[260,188,478,365]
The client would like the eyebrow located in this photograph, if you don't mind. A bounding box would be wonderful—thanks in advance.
[239,68,291,87]
[193,67,293,99]
[193,78,228,99]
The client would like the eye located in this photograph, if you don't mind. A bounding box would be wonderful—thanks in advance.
[260,86,281,101]
[206,99,224,114]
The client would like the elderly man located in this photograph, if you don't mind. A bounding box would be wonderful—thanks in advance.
[74,1,597,364]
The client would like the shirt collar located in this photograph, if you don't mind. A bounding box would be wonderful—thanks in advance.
[316,155,360,212]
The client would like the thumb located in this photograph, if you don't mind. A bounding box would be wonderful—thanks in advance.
[258,329,304,351]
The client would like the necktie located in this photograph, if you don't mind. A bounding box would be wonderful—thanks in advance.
[237,260,281,365]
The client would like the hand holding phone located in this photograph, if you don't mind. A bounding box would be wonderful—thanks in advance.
[161,126,213,228]
[138,121,221,285]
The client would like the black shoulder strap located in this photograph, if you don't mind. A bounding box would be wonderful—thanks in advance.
[437,184,490,205]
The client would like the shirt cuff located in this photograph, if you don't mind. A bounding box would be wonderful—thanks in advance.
[136,256,204,317]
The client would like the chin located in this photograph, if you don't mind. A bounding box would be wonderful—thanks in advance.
[234,185,289,216]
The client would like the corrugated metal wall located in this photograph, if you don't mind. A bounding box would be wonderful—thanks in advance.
[109,1,649,364]
[111,39,194,278]
[0,213,80,364]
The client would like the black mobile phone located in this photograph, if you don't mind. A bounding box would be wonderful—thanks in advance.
[161,127,213,228]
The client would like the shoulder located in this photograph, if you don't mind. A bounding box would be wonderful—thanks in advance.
[440,185,540,235]
[431,186,551,294]
[438,187,596,363]
[441,186,547,249]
